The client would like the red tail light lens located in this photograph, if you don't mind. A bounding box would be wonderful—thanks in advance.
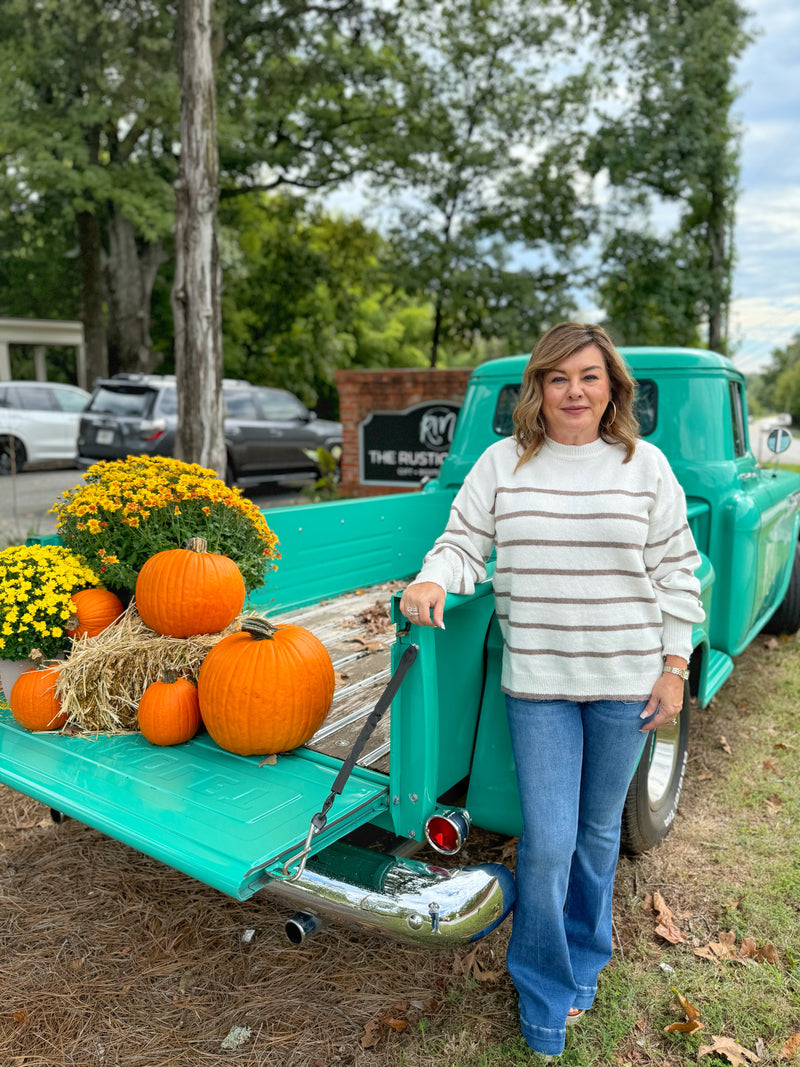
[424,809,471,855]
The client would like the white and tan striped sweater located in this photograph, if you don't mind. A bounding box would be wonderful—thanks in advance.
[414,435,705,702]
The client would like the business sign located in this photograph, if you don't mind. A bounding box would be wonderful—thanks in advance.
[359,400,461,485]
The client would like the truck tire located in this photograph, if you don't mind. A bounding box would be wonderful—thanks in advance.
[761,541,800,635]
[620,680,690,855]
[0,436,26,475]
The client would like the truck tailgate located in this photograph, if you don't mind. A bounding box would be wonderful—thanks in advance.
[0,584,406,900]
[0,711,389,899]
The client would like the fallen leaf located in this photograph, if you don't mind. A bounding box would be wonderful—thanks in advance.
[720,736,732,754]
[360,1018,382,1049]
[664,1019,703,1034]
[13,1010,26,1023]
[763,636,780,650]
[652,893,686,944]
[453,945,500,982]
[763,758,781,774]
[698,1035,759,1065]
[781,1031,800,1060]
[258,754,278,766]
[765,794,784,811]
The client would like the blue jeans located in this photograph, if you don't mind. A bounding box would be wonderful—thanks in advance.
[505,696,648,1057]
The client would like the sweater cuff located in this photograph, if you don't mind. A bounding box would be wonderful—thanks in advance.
[661,613,694,663]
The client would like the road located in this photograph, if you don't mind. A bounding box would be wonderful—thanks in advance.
[0,465,311,546]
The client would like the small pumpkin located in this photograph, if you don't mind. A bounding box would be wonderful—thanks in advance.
[198,616,334,756]
[67,588,125,639]
[135,537,246,638]
[137,670,201,746]
[10,664,68,732]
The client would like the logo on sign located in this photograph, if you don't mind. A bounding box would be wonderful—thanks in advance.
[419,407,459,449]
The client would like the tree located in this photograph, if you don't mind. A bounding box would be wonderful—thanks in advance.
[172,0,225,473]
[217,194,431,416]
[356,0,593,366]
[587,0,750,351]
[759,332,800,418]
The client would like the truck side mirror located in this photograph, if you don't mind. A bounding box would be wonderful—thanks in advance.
[767,427,792,455]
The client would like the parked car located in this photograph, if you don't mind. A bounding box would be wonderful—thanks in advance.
[0,380,91,474]
[77,374,342,487]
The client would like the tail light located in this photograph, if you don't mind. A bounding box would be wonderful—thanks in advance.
[139,419,166,442]
[424,808,471,856]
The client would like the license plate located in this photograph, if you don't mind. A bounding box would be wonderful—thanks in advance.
[96,429,115,445]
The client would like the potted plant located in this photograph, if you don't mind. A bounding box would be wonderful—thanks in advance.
[53,455,281,598]
[0,543,101,696]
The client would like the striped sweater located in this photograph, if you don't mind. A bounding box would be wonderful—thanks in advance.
[413,435,705,701]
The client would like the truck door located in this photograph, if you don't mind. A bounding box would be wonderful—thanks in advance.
[729,379,799,645]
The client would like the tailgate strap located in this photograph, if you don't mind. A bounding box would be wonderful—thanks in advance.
[281,642,418,880]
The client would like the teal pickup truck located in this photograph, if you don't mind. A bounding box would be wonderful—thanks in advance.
[2,348,799,946]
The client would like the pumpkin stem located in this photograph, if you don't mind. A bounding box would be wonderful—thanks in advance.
[185,537,208,553]
[160,668,181,685]
[239,615,279,641]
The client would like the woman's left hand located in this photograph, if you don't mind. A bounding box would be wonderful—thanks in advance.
[640,672,685,732]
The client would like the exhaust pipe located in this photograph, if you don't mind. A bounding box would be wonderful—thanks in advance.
[264,840,515,946]
[285,911,324,945]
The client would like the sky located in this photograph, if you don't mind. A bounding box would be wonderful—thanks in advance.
[727,0,800,372]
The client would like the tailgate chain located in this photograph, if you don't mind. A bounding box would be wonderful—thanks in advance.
[280,642,418,881]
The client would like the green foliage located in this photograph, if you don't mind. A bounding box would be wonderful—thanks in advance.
[217,194,432,415]
[300,445,343,503]
[588,0,751,350]
[755,333,800,420]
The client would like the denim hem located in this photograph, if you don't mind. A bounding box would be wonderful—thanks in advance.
[520,1018,566,1057]
[573,983,596,1010]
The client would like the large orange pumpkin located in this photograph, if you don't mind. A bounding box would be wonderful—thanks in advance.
[10,665,68,732]
[197,616,334,756]
[135,537,246,638]
[137,671,201,746]
[67,588,125,639]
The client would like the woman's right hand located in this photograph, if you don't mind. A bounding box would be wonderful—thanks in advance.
[399,582,446,629]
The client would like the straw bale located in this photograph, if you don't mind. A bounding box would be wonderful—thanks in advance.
[54,603,253,734]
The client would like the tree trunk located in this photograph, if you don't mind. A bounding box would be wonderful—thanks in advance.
[77,210,108,385]
[106,212,167,375]
[707,183,728,354]
[171,0,225,475]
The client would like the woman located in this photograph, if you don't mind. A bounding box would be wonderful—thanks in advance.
[399,322,704,1059]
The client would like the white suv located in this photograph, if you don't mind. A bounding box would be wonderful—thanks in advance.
[0,381,91,474]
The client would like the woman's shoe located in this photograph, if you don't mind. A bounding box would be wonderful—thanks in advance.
[566,1007,585,1025]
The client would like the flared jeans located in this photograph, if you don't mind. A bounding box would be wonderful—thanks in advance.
[505,696,649,1057]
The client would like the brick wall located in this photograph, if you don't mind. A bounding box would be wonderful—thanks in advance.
[334,368,473,497]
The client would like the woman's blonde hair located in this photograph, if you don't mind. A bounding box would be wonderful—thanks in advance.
[512,322,638,466]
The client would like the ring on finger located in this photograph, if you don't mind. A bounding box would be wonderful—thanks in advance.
[407,609,420,615]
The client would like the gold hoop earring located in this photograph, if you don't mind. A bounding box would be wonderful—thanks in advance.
[604,400,617,428]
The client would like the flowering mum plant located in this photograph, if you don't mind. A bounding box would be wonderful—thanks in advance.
[0,544,101,661]
[53,455,280,597]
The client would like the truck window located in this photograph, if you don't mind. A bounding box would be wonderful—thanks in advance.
[729,381,747,457]
[493,385,519,436]
[634,380,657,437]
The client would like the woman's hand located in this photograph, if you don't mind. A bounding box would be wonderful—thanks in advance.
[399,582,446,629]
[640,671,685,732]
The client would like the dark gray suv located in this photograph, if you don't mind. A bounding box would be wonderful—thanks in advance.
[78,374,342,487]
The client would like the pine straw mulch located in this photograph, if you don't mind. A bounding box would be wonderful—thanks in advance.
[1,635,791,1067]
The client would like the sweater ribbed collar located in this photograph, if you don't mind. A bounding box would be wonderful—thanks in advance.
[542,435,610,460]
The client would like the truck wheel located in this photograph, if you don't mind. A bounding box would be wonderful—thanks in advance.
[620,681,690,855]
[761,541,800,635]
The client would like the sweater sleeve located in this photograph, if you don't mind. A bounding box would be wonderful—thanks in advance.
[644,452,706,661]
[412,448,497,596]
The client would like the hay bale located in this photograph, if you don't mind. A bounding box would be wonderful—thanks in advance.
[55,602,248,734]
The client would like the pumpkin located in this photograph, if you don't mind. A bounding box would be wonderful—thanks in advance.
[67,588,125,639]
[197,616,334,756]
[10,664,68,732]
[135,537,246,638]
[137,670,201,746]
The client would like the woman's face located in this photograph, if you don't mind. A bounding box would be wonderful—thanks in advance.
[540,343,612,446]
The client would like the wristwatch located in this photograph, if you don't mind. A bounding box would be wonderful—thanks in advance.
[663,664,689,680]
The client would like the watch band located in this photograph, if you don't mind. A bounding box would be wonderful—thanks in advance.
[663,664,689,681]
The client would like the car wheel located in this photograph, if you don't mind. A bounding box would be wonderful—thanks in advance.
[761,540,800,635]
[620,680,690,855]
[0,436,27,475]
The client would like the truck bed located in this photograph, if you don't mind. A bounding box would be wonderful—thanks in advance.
[273,580,405,776]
